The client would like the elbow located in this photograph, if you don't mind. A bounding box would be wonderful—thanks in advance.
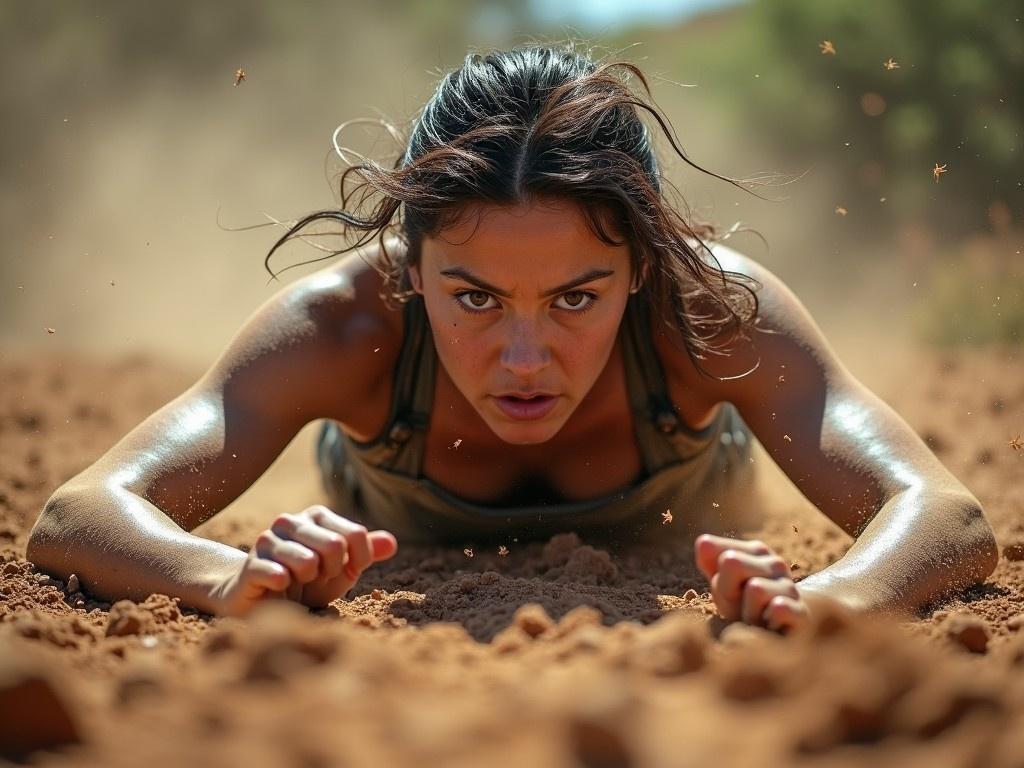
[26,493,78,577]
[961,502,999,584]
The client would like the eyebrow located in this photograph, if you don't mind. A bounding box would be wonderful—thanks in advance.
[439,267,615,298]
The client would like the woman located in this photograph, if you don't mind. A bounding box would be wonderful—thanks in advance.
[27,46,997,629]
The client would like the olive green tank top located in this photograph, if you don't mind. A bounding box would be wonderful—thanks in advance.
[316,295,755,544]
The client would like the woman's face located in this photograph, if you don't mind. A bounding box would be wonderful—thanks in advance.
[409,198,636,445]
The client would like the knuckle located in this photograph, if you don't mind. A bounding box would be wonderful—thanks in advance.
[719,551,744,572]
[271,513,296,531]
[255,531,276,549]
[767,595,791,612]
[745,577,768,598]
[323,533,345,559]
[305,504,332,521]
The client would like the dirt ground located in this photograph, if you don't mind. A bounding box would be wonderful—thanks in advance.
[2,347,1024,767]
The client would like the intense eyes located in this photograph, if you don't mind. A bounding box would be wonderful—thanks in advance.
[454,290,597,314]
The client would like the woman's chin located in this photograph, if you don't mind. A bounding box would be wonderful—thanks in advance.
[483,413,565,445]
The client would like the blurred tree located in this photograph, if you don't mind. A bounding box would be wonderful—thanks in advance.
[746,0,1023,236]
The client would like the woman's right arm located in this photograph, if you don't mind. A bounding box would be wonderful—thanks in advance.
[27,259,398,615]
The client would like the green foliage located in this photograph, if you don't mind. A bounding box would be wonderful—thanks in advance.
[744,0,1024,235]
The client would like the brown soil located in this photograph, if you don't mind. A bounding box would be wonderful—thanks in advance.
[2,349,1024,767]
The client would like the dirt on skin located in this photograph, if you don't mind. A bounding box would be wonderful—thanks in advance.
[2,349,1024,767]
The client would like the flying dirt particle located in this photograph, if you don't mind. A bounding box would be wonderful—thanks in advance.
[450,438,462,449]
[463,548,474,558]
[792,525,799,533]
[45,327,55,335]
[109,281,115,287]
[783,434,792,442]
[712,502,720,508]
[662,509,673,525]
[819,40,836,55]
[233,67,246,86]
[498,545,509,556]
[778,374,786,383]
[883,57,900,70]
[1009,434,1022,451]
[932,163,948,182]
[834,206,848,216]
[373,347,380,353]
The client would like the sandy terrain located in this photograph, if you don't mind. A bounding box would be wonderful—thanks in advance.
[2,347,1024,767]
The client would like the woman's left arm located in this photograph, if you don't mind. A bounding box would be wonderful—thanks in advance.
[690,246,998,622]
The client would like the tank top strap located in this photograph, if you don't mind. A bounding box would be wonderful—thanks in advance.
[379,296,435,476]
[621,295,713,473]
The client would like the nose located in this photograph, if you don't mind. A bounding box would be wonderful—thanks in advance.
[500,318,550,377]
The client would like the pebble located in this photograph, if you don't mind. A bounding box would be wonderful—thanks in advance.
[66,574,80,593]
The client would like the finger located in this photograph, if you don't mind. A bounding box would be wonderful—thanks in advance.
[271,515,348,580]
[715,551,789,605]
[243,554,292,595]
[694,534,772,579]
[369,530,398,561]
[764,595,810,634]
[740,576,799,626]
[254,530,320,584]
[308,508,372,580]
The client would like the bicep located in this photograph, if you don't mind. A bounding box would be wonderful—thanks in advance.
[65,269,384,530]
[704,249,969,535]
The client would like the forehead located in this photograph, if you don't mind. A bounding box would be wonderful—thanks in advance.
[421,199,629,273]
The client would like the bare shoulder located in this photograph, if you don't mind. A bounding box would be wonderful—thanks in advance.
[201,239,404,427]
[654,241,838,406]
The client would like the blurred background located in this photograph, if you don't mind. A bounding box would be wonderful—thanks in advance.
[2,0,1021,383]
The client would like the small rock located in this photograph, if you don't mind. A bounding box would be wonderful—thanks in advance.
[370,588,384,601]
[681,588,699,602]
[66,574,80,594]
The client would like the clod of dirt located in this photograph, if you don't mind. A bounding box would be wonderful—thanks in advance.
[542,532,583,568]
[513,603,554,638]
[0,640,82,760]
[627,611,707,676]
[105,600,150,637]
[1007,613,1024,632]
[1003,543,1024,561]
[561,545,619,584]
[941,612,990,654]
[241,602,341,683]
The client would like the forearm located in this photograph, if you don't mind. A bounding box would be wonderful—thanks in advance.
[27,485,246,615]
[796,487,998,613]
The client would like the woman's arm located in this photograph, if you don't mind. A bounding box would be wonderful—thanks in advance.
[27,256,398,615]
[681,245,997,623]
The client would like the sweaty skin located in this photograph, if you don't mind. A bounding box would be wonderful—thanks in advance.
[27,199,997,623]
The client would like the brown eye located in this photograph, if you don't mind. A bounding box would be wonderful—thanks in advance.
[456,291,497,311]
[562,291,585,307]
[553,290,596,312]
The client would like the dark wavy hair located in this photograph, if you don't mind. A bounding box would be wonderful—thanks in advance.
[264,44,763,377]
